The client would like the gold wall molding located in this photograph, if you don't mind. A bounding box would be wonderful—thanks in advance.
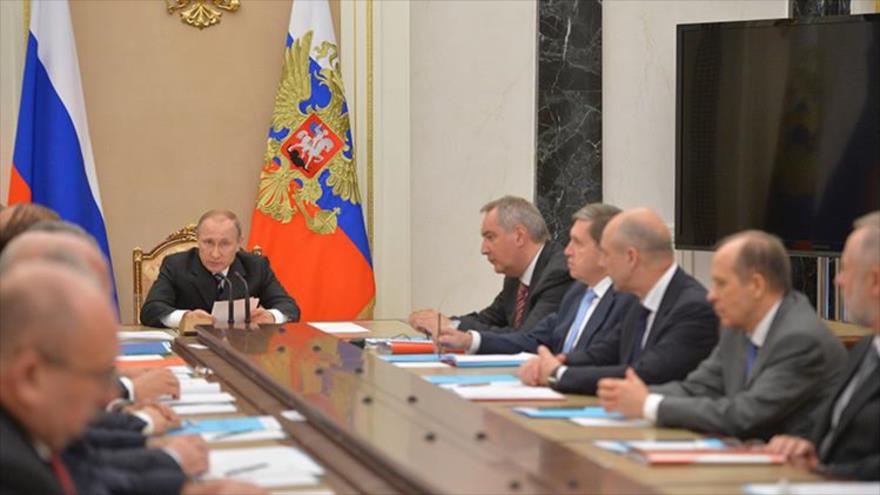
[166,0,240,30]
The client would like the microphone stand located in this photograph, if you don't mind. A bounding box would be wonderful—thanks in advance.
[233,271,251,326]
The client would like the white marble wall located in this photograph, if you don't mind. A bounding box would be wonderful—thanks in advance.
[409,0,538,316]
[602,0,789,285]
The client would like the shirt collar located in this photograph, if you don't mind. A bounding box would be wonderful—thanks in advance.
[749,298,782,348]
[641,263,678,313]
[31,439,51,462]
[590,276,613,299]
[519,244,545,287]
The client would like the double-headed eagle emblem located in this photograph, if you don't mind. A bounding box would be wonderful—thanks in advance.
[257,32,360,235]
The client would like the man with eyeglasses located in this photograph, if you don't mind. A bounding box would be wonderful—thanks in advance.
[0,262,267,494]
[140,209,299,328]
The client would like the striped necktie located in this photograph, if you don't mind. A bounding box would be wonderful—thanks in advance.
[513,282,529,328]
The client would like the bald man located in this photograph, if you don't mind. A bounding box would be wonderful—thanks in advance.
[0,228,180,405]
[597,231,846,441]
[767,212,880,480]
[520,208,719,393]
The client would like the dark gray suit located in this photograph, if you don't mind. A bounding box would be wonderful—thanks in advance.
[455,243,573,333]
[0,407,63,495]
[141,248,299,327]
[812,335,879,480]
[476,281,636,354]
[652,291,847,441]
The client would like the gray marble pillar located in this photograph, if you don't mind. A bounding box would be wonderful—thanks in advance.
[535,0,602,245]
[787,0,850,311]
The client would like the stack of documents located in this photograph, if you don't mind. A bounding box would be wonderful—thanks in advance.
[593,439,784,465]
[117,342,172,361]
[448,381,564,401]
[169,416,286,443]
[378,354,451,368]
[208,446,324,488]
[444,352,536,368]
[594,438,727,454]
[514,406,624,419]
[424,374,519,386]
[162,390,237,416]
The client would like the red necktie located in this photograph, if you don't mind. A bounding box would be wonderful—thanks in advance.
[513,282,529,327]
[50,456,78,495]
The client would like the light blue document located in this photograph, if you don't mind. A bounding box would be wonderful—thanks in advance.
[379,354,447,363]
[170,416,266,435]
[513,406,624,419]
[423,374,519,385]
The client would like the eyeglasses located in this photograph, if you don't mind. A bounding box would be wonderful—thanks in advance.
[37,350,118,388]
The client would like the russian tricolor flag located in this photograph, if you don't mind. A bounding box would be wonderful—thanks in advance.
[8,0,114,292]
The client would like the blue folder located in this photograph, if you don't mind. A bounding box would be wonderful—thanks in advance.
[513,406,624,419]
[120,342,170,356]
[423,374,519,385]
[378,354,447,363]
[169,417,266,435]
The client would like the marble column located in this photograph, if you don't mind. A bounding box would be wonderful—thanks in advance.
[535,0,602,245]
[788,0,849,311]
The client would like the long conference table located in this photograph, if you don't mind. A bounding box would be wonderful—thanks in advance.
[125,320,841,494]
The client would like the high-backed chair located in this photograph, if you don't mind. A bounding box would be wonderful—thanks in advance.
[132,224,198,324]
[132,224,263,324]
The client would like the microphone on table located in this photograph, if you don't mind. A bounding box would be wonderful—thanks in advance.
[215,274,234,325]
[233,271,251,325]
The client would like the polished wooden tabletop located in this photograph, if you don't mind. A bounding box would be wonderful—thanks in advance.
[123,320,833,494]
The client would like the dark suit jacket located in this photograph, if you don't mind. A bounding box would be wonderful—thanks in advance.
[651,292,847,441]
[477,281,637,354]
[455,243,573,333]
[62,439,185,495]
[812,335,880,481]
[141,248,300,327]
[0,407,63,495]
[556,267,719,394]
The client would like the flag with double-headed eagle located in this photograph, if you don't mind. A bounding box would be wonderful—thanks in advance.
[248,0,374,321]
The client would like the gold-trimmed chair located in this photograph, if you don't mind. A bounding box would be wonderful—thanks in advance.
[132,224,262,324]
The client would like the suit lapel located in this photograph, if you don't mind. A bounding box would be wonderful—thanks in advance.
[189,253,217,308]
[579,290,614,349]
[829,344,880,451]
[732,332,750,392]
[643,268,684,349]
[525,244,553,308]
[745,293,795,388]
[227,254,247,299]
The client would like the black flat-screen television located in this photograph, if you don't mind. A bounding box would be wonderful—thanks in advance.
[675,14,879,255]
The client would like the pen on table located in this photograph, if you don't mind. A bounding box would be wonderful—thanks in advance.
[435,313,443,358]
[223,462,268,477]
[208,429,255,441]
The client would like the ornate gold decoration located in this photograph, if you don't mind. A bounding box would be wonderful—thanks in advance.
[257,29,360,236]
[166,0,240,30]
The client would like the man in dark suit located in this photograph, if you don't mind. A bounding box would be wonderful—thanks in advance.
[520,208,719,394]
[141,209,299,328]
[436,203,635,357]
[598,231,846,441]
[767,211,880,480]
[409,196,572,335]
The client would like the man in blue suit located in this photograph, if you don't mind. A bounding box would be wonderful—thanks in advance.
[436,203,635,357]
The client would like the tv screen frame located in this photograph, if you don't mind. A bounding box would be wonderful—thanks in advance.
[674,14,879,256]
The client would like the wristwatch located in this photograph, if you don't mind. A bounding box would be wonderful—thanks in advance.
[546,365,561,389]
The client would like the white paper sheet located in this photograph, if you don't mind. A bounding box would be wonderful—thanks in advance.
[208,446,324,488]
[172,404,237,415]
[118,331,175,341]
[392,362,451,369]
[742,482,880,495]
[178,379,222,394]
[162,392,236,405]
[204,430,287,443]
[117,354,164,361]
[308,322,370,334]
[447,352,536,365]
[451,382,564,401]
[281,410,307,422]
[211,297,260,323]
[570,417,652,428]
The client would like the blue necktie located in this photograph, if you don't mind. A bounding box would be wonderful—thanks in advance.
[745,340,759,377]
[562,289,597,353]
[628,305,651,364]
